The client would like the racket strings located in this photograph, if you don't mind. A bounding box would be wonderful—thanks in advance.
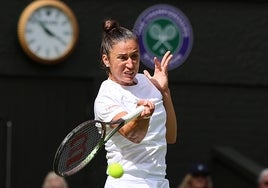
[57,121,104,174]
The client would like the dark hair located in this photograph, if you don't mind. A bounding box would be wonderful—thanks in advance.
[100,18,138,73]
[189,163,210,177]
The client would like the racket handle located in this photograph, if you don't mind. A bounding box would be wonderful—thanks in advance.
[121,106,145,123]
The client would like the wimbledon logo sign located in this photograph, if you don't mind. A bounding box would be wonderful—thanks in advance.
[133,4,193,71]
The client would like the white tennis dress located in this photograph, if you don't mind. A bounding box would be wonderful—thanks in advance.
[94,73,169,188]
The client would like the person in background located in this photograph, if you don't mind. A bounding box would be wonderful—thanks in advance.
[94,18,177,188]
[42,171,68,188]
[178,163,213,188]
[258,168,268,188]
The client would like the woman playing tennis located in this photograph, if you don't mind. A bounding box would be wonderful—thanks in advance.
[94,18,178,188]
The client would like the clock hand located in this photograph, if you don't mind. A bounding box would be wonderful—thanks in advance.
[35,18,67,46]
[53,34,67,46]
[36,19,54,36]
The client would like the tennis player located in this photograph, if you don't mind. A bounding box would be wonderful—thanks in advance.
[94,18,178,188]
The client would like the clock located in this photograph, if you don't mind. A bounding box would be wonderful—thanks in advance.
[17,0,79,64]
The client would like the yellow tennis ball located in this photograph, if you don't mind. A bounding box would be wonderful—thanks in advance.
[107,163,124,178]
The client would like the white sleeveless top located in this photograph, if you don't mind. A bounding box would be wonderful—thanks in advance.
[94,73,167,180]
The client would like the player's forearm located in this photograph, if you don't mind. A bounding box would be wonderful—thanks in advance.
[119,118,150,143]
[162,88,177,144]
[112,104,152,143]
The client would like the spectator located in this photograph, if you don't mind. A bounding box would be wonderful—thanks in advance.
[42,171,68,188]
[178,163,213,188]
[258,168,268,188]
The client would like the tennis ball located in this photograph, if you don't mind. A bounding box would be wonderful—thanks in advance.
[107,163,124,178]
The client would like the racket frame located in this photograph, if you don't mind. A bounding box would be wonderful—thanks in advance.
[53,106,144,177]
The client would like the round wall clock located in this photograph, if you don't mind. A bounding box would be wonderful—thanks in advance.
[17,0,79,64]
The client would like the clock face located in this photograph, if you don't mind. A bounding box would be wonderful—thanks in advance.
[26,6,73,60]
[18,1,78,64]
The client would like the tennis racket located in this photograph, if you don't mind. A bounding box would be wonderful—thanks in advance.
[53,105,145,177]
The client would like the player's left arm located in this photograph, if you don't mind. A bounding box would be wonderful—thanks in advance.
[143,51,177,144]
[162,88,177,144]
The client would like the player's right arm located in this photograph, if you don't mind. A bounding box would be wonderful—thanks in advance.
[111,100,154,143]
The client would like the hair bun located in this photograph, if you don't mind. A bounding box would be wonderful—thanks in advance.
[103,19,119,33]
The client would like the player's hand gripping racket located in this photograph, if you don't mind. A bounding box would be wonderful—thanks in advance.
[53,106,145,177]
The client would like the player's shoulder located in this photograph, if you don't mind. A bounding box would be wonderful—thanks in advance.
[97,79,122,95]
[136,73,149,82]
[135,73,152,86]
[136,73,147,79]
